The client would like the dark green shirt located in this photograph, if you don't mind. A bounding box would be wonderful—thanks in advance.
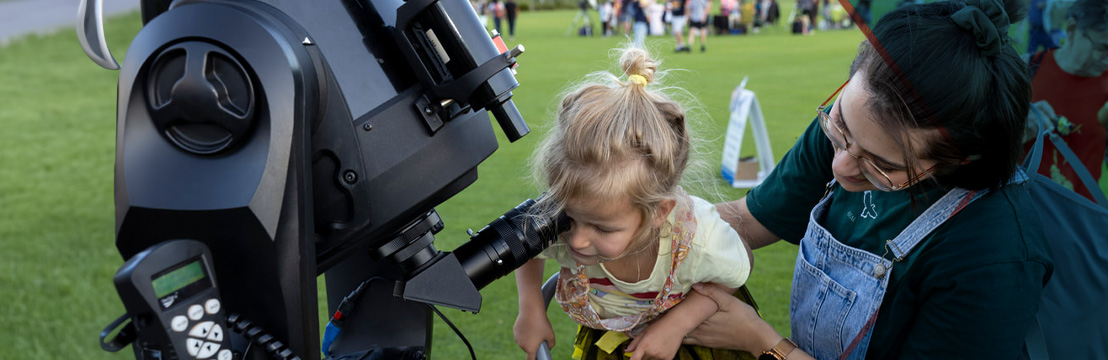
[747,118,1053,359]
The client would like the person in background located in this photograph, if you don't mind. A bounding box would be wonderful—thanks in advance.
[821,0,832,29]
[601,0,615,36]
[490,0,505,35]
[632,0,651,46]
[754,0,779,33]
[569,0,595,36]
[795,0,814,34]
[621,0,636,35]
[1029,0,1056,53]
[686,0,709,51]
[505,0,519,40]
[721,0,739,33]
[806,0,818,31]
[1025,0,1108,201]
[672,0,690,51]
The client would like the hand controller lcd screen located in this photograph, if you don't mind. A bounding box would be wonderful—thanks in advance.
[151,258,210,308]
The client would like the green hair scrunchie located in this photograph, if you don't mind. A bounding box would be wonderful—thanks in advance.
[951,0,1010,57]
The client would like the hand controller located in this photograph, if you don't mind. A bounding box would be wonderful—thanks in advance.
[114,239,232,360]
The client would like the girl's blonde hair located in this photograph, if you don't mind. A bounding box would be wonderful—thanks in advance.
[533,47,689,259]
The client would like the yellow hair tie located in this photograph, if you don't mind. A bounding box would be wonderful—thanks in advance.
[627,74,649,86]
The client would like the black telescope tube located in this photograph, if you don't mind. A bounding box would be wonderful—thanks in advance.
[452,199,567,290]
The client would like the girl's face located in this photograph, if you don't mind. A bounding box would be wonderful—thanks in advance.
[826,75,940,192]
[561,195,645,266]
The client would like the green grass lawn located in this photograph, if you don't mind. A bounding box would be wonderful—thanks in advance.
[0,7,871,360]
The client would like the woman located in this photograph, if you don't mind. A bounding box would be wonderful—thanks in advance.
[684,0,1053,359]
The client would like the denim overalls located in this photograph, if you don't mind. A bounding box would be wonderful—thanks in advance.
[790,181,992,360]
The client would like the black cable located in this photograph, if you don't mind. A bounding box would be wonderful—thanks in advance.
[99,313,135,352]
[429,305,477,360]
[242,337,254,359]
[226,313,300,360]
[322,276,391,359]
[332,276,390,326]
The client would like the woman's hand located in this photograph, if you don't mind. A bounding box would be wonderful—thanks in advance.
[682,283,779,353]
[513,309,556,360]
[626,284,730,359]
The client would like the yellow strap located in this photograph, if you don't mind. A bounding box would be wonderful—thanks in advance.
[627,74,648,86]
[596,331,630,354]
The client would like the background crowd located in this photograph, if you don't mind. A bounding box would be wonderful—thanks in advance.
[472,0,859,48]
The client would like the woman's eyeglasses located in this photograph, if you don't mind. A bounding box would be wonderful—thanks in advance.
[816,80,934,191]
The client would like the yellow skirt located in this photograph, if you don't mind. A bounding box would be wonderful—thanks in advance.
[571,286,760,360]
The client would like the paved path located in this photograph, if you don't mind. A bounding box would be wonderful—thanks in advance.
[0,0,139,44]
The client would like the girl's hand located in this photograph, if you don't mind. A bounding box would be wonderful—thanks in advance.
[513,309,556,360]
[626,323,685,360]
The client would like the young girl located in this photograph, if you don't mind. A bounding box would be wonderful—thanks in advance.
[513,47,755,360]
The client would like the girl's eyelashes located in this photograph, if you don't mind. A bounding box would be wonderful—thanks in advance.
[570,218,616,234]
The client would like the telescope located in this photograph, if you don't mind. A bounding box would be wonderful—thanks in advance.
[79,0,565,358]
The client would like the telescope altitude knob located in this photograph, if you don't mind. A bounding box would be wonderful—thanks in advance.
[145,41,257,155]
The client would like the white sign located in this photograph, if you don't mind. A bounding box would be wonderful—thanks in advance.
[721,77,775,188]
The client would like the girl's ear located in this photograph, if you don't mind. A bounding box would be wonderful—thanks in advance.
[653,199,676,227]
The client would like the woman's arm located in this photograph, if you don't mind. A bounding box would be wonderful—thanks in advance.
[715,197,782,250]
[685,283,816,360]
